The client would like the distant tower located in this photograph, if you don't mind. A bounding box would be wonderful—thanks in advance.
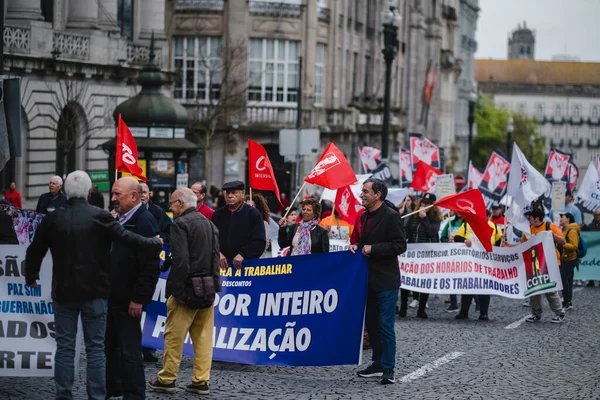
[507,21,535,60]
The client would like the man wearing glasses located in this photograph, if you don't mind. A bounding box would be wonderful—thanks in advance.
[211,181,266,270]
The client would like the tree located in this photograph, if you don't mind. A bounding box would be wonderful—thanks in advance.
[471,95,545,171]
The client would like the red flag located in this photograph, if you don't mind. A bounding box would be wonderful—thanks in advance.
[410,160,442,193]
[116,114,148,182]
[248,139,282,205]
[304,143,357,189]
[334,185,361,224]
[434,189,494,252]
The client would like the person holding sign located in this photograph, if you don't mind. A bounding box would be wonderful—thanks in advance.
[279,198,329,255]
[24,171,163,400]
[351,178,407,385]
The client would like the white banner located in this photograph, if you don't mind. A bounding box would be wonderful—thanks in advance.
[398,232,562,298]
[0,245,82,376]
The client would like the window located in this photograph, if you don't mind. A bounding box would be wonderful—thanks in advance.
[518,103,526,114]
[248,39,299,104]
[592,128,599,141]
[314,44,326,106]
[554,127,561,138]
[554,104,562,118]
[355,0,361,23]
[42,0,54,23]
[573,127,580,139]
[592,106,599,119]
[117,0,134,41]
[352,52,359,99]
[363,55,371,98]
[535,104,544,117]
[173,36,222,101]
[590,153,598,162]
[573,105,581,118]
[572,152,578,162]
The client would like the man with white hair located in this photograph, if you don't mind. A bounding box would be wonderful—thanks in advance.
[148,188,220,396]
[36,175,68,214]
[25,170,163,400]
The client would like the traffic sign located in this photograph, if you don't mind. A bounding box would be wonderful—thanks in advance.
[454,174,466,188]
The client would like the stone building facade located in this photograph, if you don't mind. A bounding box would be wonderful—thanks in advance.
[3,0,168,208]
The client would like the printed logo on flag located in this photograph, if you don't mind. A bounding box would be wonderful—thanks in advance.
[455,199,476,214]
[522,242,557,296]
[595,179,600,192]
[338,187,352,217]
[307,153,340,179]
[520,166,528,186]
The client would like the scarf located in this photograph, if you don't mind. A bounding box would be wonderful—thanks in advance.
[296,218,318,255]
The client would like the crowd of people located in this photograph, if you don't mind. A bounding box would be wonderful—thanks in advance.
[1,172,597,395]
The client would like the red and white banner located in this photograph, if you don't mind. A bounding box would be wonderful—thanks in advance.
[568,162,579,191]
[467,162,484,190]
[479,152,511,198]
[116,114,148,181]
[399,149,413,186]
[305,143,357,190]
[544,149,571,182]
[334,185,361,225]
[248,139,282,204]
[410,160,442,193]
[358,146,381,172]
[410,134,440,170]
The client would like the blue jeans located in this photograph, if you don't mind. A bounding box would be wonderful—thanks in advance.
[365,289,398,370]
[105,305,146,399]
[54,298,108,400]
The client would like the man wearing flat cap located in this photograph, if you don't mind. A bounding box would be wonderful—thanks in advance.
[211,181,266,270]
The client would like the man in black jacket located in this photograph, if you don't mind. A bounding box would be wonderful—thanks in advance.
[350,178,407,385]
[106,176,161,399]
[148,188,220,395]
[35,175,68,214]
[212,180,266,269]
[24,171,162,400]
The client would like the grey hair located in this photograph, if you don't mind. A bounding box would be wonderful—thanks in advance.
[50,175,63,186]
[64,170,92,199]
[179,188,198,208]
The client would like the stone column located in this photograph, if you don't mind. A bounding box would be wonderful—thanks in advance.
[139,0,166,39]
[6,0,43,20]
[97,0,119,32]
[67,0,98,29]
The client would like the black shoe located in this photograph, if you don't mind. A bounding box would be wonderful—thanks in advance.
[185,382,209,395]
[380,369,395,384]
[475,304,480,312]
[147,378,176,393]
[398,306,407,317]
[143,353,159,363]
[587,281,595,287]
[357,363,384,378]
[478,314,489,321]
[455,312,468,320]
[416,311,428,319]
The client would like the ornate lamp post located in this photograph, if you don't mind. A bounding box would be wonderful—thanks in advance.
[506,116,514,158]
[380,6,401,161]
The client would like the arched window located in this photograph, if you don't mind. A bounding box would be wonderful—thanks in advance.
[56,103,87,178]
[536,104,544,117]
[554,104,562,117]
[592,106,599,119]
[573,105,581,118]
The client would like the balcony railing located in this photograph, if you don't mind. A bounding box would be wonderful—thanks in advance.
[127,43,163,66]
[318,7,331,22]
[4,25,31,54]
[175,0,224,11]
[249,1,302,17]
[53,31,90,60]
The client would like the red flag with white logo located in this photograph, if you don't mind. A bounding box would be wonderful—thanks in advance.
[467,161,483,190]
[116,114,148,182]
[410,160,442,193]
[304,143,357,190]
[248,139,282,205]
[334,185,361,225]
[434,189,493,252]
[410,134,441,170]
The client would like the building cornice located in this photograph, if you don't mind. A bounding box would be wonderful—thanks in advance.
[478,81,600,97]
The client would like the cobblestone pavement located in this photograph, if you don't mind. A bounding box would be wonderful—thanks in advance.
[2,286,600,399]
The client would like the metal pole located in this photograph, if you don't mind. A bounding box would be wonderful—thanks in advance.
[467,100,475,167]
[382,57,392,161]
[294,56,303,193]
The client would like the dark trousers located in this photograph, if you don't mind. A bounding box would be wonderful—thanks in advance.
[460,295,490,315]
[399,289,426,309]
[560,260,578,306]
[365,289,398,370]
[106,305,146,399]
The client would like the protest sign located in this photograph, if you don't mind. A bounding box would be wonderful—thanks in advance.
[398,232,562,298]
[550,181,566,212]
[574,232,600,280]
[434,174,456,200]
[142,251,368,366]
[0,245,81,377]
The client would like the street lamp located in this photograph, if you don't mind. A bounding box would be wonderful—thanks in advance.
[506,116,514,158]
[381,6,401,161]
[529,134,535,160]
[467,87,477,166]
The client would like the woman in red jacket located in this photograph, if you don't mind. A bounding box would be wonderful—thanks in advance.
[5,182,22,208]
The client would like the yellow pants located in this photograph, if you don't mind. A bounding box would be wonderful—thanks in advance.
[158,296,214,384]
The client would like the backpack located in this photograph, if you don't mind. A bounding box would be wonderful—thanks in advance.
[566,228,587,259]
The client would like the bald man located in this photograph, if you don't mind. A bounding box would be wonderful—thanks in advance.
[106,177,161,399]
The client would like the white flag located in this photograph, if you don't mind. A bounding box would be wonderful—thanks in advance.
[507,142,551,209]
[576,162,600,210]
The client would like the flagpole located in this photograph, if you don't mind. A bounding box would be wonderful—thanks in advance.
[249,187,253,202]
[283,181,307,219]
[401,204,434,219]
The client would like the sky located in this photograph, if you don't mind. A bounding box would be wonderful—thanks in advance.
[476,0,600,62]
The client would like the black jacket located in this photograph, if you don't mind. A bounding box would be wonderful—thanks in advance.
[35,192,67,214]
[405,214,441,243]
[358,204,407,292]
[278,222,330,254]
[212,203,266,260]
[24,198,162,302]
[0,210,18,244]
[167,208,221,301]
[109,204,161,307]
[148,200,172,243]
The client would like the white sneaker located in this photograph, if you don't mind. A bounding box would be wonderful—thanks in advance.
[522,300,530,307]
[409,299,419,308]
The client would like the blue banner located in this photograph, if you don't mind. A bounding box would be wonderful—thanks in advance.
[142,251,369,366]
[574,232,600,280]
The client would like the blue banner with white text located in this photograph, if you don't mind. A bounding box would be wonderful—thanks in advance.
[141,251,369,366]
